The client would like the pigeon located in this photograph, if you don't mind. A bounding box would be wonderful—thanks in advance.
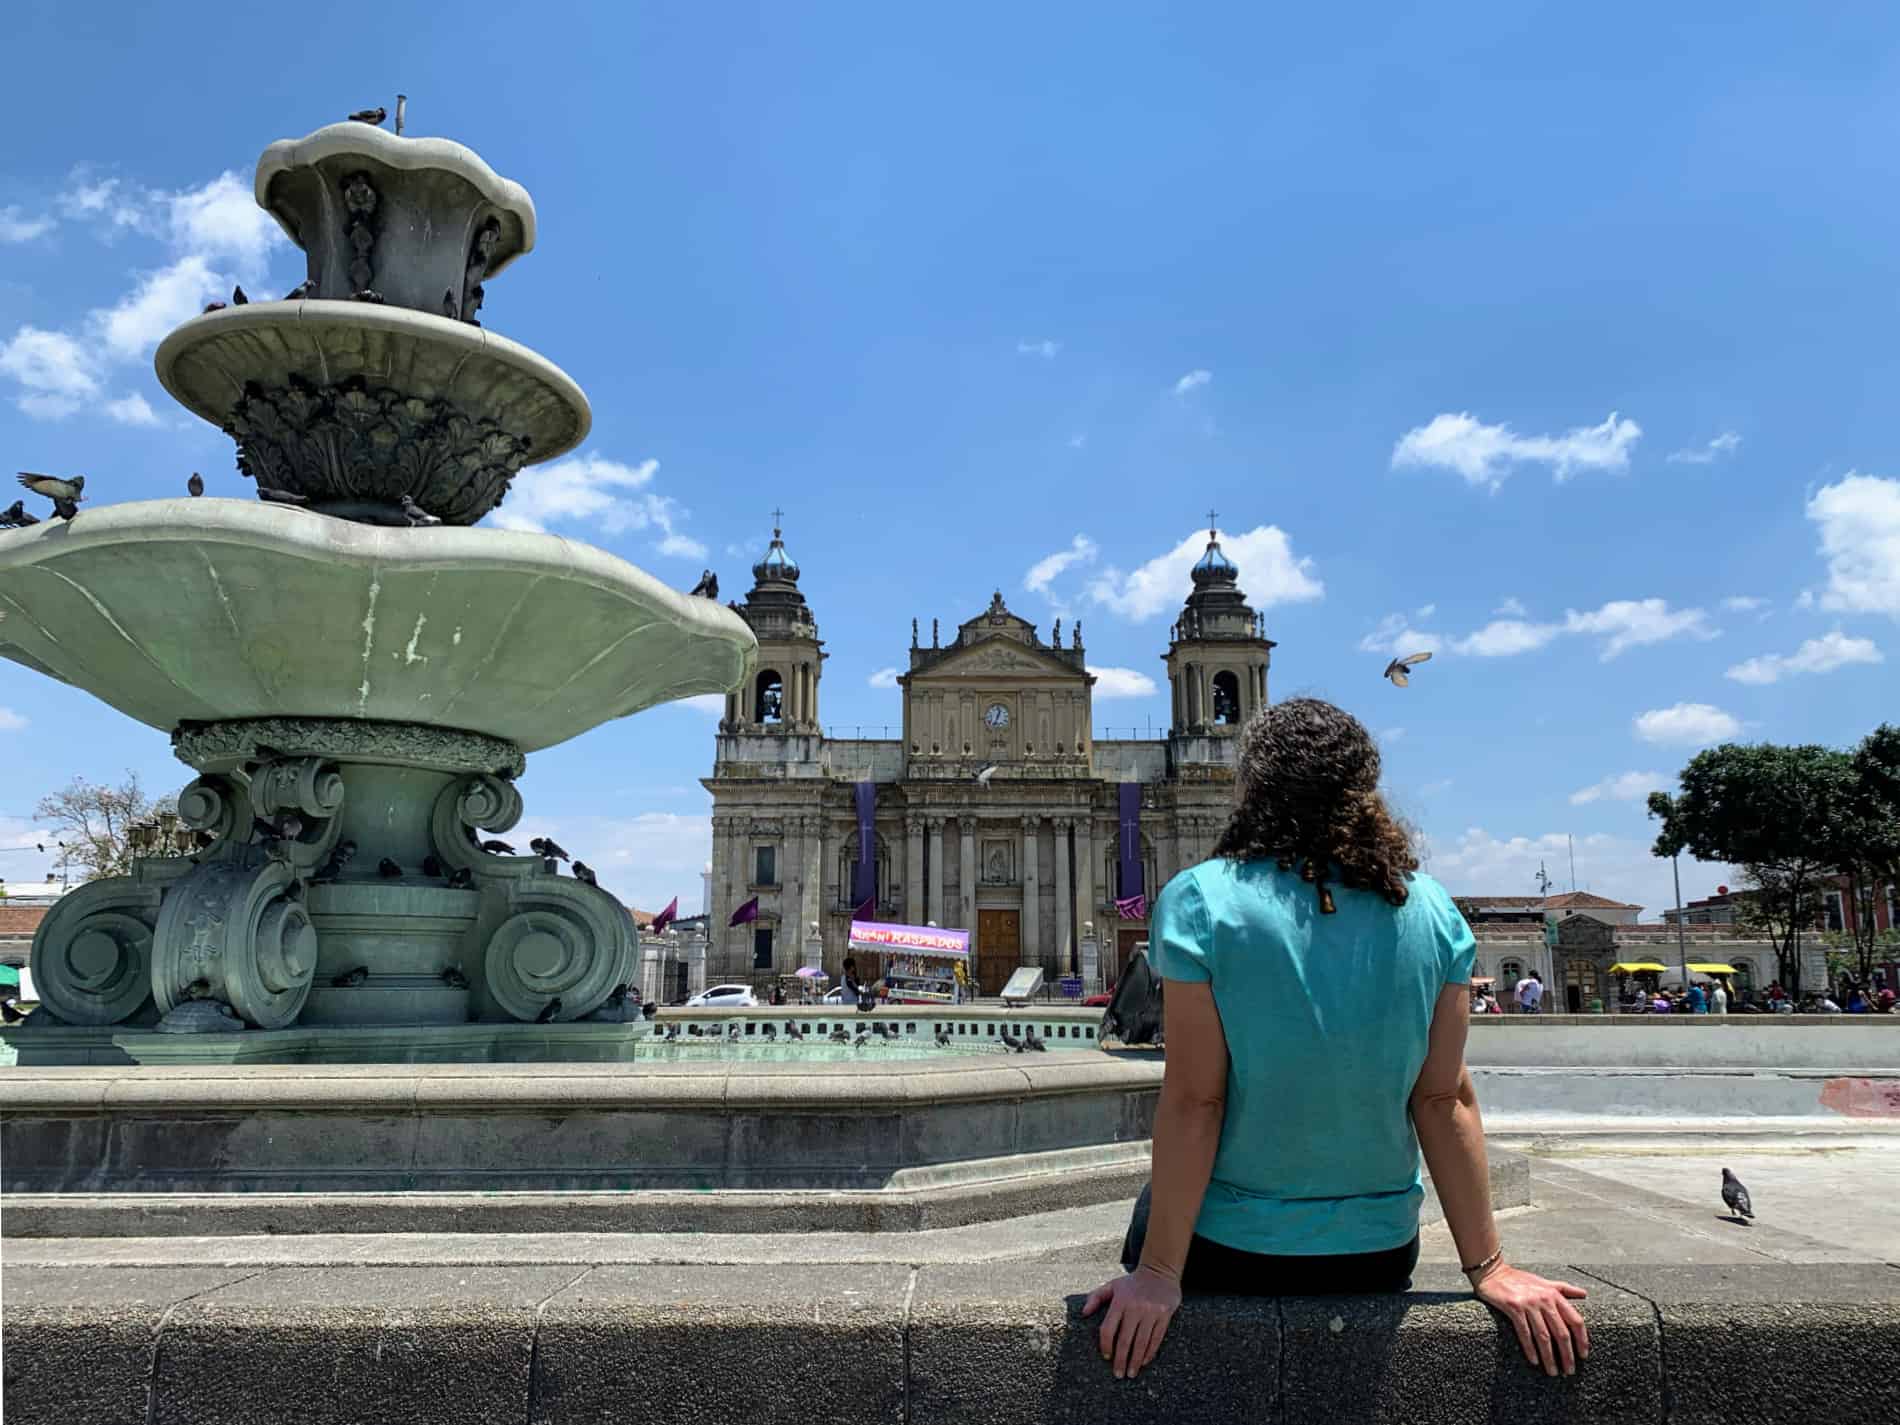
[662,1024,680,1042]
[935,1030,952,1047]
[688,569,719,599]
[331,965,369,987]
[480,839,515,854]
[761,1023,777,1039]
[785,1021,804,1040]
[974,764,998,788]
[377,857,402,879]
[1382,651,1433,688]
[202,300,227,314]
[0,1000,25,1024]
[726,1020,742,1038]
[232,285,249,305]
[853,1029,871,1046]
[688,1024,704,1037]
[571,860,598,886]
[398,494,442,527]
[187,472,204,497]
[442,288,459,319]
[446,866,474,890]
[314,839,357,880]
[0,500,38,528]
[1024,1029,1047,1052]
[999,1028,1025,1052]
[536,997,562,1023]
[349,106,388,126]
[185,978,213,1000]
[530,837,570,863]
[422,853,444,878]
[441,966,470,990]
[257,486,310,505]
[1721,1168,1753,1221]
[254,812,304,842]
[351,289,386,304]
[19,472,84,511]
[604,983,630,1009]
[829,1028,850,1044]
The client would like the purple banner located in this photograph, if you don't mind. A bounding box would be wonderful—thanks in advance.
[1118,782,1144,903]
[853,779,877,911]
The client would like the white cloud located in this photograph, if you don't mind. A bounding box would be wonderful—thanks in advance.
[1453,618,1561,657]
[57,173,145,229]
[491,453,701,556]
[1173,369,1211,395]
[1560,598,1718,660]
[1667,431,1742,465]
[1391,410,1641,491]
[1424,826,1736,918]
[676,694,724,715]
[0,707,27,732]
[1359,614,1444,657]
[1381,727,1407,743]
[1024,534,1098,594]
[1633,702,1741,747]
[165,172,281,270]
[1016,339,1060,358]
[1806,473,1900,619]
[103,392,160,427]
[1720,596,1766,613]
[509,810,713,917]
[1569,770,1667,806]
[868,668,900,689]
[0,207,55,243]
[1087,666,1159,698]
[1420,778,1454,796]
[1494,596,1528,617]
[0,326,100,418]
[96,254,222,359]
[1091,525,1322,620]
[1724,631,1882,685]
[1414,603,1437,619]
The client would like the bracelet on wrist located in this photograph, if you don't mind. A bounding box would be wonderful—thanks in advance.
[1461,1246,1503,1280]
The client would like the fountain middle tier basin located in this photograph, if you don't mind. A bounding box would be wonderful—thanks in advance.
[0,497,755,752]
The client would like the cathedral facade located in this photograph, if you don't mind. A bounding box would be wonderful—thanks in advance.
[702,520,1276,994]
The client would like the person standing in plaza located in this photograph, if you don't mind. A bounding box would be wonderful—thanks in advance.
[1086,699,1587,1382]
[1686,981,1707,1014]
[1711,980,1728,1015]
[1516,971,1543,1015]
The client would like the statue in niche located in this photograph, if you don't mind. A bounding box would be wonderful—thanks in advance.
[987,847,1008,882]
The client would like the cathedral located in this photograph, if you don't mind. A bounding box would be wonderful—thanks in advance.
[702,517,1276,994]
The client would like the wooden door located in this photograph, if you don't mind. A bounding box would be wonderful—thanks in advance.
[976,909,1021,997]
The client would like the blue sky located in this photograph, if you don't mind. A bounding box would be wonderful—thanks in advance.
[3,3,1897,916]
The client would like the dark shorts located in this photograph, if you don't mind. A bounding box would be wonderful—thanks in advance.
[1119,1184,1420,1295]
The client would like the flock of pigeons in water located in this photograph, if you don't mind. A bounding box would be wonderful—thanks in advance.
[657,1018,1049,1053]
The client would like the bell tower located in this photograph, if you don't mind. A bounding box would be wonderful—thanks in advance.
[726,512,825,732]
[1164,514,1274,739]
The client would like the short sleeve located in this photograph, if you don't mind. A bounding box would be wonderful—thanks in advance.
[1431,882,1476,987]
[1147,872,1212,984]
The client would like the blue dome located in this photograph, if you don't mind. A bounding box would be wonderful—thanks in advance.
[752,526,801,584]
[1191,532,1238,585]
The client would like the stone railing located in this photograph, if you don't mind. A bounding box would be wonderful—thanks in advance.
[5,1259,1896,1423]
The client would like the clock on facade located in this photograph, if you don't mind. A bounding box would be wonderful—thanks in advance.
[983,703,1010,729]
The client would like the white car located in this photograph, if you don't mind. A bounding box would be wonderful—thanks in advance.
[685,984,757,1009]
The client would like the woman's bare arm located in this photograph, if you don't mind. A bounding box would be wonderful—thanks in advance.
[1136,978,1230,1280]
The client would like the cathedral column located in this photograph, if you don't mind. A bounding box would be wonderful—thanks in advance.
[1075,809,1096,947]
[1020,815,1041,969]
[927,815,946,924]
[959,819,977,934]
[905,815,925,924]
[1053,815,1073,974]
[728,814,751,976]
[1185,665,1200,726]
[800,813,824,972]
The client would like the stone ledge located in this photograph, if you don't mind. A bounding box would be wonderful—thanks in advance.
[7,1260,1896,1425]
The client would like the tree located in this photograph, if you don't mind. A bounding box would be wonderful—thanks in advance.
[1648,742,1858,997]
[33,774,176,882]
[1842,724,1900,987]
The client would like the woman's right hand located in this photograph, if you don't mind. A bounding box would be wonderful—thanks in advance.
[1472,1264,1590,1376]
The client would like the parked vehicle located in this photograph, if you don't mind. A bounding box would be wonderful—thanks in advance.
[685,984,758,1008]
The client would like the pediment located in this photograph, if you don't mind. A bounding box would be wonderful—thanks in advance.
[912,636,1085,681]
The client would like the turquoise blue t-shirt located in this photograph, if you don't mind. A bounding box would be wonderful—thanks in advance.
[1147,857,1475,1256]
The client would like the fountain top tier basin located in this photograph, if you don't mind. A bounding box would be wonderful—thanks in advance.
[0,498,756,754]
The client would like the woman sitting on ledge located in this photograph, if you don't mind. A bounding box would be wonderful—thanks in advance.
[1086,698,1589,1380]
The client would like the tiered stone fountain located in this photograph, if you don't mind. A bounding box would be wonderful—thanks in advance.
[0,120,755,1063]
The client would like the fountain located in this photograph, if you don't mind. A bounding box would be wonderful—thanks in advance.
[0,118,756,1062]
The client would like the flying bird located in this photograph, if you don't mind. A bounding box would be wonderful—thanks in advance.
[536,997,563,1023]
[232,285,249,305]
[441,966,470,990]
[688,569,719,599]
[187,472,204,497]
[331,965,369,988]
[0,500,38,528]
[19,472,84,509]
[377,857,402,879]
[349,106,388,126]
[257,486,310,505]
[571,860,598,886]
[398,493,441,527]
[283,278,318,301]
[480,839,515,855]
[1382,651,1433,688]
[1721,1168,1753,1222]
[530,837,570,862]
[974,764,999,788]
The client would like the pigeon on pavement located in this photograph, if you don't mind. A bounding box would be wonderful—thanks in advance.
[1721,1167,1754,1221]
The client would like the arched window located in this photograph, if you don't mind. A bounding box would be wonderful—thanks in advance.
[1499,957,1524,988]
[1212,671,1241,724]
[755,668,784,723]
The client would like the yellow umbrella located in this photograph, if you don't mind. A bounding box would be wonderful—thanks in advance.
[1608,962,1668,973]
[1686,963,1738,975]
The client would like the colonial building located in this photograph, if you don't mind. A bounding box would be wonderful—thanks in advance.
[703,518,1273,993]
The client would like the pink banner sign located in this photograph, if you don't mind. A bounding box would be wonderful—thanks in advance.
[848,921,970,958]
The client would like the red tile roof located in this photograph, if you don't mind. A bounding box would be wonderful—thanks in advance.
[1543,891,1642,910]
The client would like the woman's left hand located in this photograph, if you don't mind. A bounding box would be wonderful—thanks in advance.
[1083,1266,1182,1379]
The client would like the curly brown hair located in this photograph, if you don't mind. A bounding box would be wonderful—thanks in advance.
[1211,697,1418,912]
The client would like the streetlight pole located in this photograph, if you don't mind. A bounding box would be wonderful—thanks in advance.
[1672,853,1690,992]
